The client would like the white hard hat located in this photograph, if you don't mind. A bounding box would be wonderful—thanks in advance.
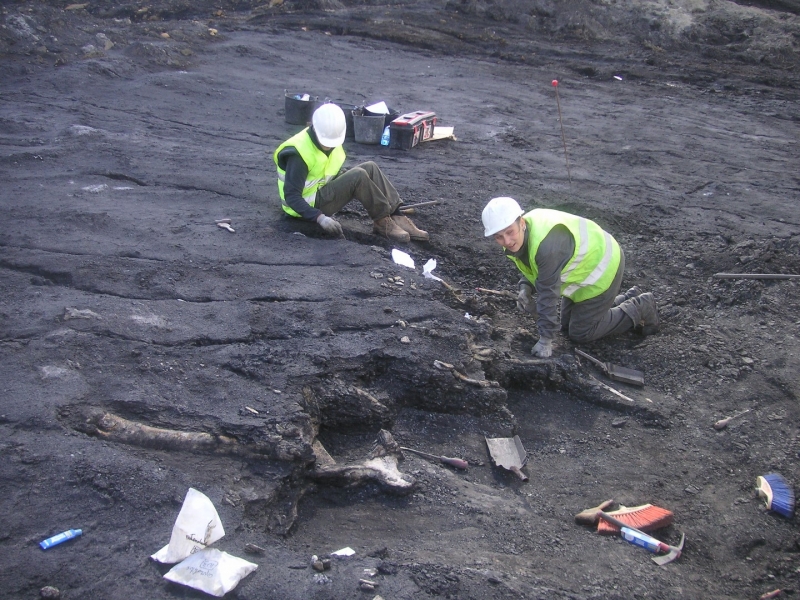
[482,197,524,237]
[312,103,346,148]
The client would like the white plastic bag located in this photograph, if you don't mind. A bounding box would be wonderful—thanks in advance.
[163,548,257,597]
[151,488,225,564]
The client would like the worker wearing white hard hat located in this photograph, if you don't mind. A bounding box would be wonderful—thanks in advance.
[482,197,659,357]
[274,103,428,243]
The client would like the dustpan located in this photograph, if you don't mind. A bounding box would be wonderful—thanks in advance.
[485,435,529,481]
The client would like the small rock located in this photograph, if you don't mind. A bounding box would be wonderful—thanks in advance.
[360,582,376,592]
[312,560,325,572]
[321,558,331,570]
[611,417,628,428]
[40,587,60,599]
[400,336,411,344]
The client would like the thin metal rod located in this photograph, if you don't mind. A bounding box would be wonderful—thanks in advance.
[552,80,572,187]
[713,273,800,280]
[399,200,442,210]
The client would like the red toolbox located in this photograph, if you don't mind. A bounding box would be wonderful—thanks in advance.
[389,110,436,150]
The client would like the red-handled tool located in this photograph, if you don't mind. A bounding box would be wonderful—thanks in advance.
[400,447,468,470]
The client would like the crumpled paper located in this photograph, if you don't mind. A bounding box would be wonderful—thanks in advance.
[151,488,225,564]
[163,548,258,597]
[391,249,415,270]
[422,258,442,281]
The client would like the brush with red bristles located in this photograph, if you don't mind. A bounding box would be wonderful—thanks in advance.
[575,499,674,534]
[757,473,795,518]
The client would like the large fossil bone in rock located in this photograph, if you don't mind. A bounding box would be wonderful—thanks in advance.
[308,430,415,494]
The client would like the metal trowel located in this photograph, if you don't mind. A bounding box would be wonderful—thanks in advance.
[575,349,645,387]
[485,435,529,481]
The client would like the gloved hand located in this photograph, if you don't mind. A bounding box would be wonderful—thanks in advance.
[316,214,344,238]
[517,284,535,314]
[531,338,553,358]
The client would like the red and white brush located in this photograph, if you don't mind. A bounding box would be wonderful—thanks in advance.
[575,499,674,534]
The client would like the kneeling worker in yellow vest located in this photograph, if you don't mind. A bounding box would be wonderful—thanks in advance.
[482,197,659,357]
[274,103,428,243]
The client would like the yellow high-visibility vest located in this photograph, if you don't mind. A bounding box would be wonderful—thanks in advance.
[274,129,345,217]
[508,209,621,302]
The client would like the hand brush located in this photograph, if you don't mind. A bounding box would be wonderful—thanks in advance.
[757,473,795,518]
[575,500,673,534]
[595,504,674,534]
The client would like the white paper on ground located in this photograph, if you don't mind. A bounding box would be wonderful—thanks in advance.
[422,126,456,142]
[422,259,442,281]
[391,249,415,270]
[163,548,258,597]
[151,488,225,564]
[365,101,389,114]
[331,546,355,557]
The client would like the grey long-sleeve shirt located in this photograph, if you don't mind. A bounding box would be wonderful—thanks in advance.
[508,224,575,341]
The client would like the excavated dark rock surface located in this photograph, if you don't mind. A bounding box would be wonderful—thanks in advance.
[1,0,799,598]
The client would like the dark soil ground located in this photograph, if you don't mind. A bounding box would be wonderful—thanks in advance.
[2,1,800,598]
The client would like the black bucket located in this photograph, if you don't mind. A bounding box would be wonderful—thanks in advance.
[352,108,385,145]
[284,91,320,125]
[332,102,358,139]
[364,105,400,128]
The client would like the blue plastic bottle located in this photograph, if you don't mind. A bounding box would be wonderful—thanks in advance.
[380,126,390,146]
[40,529,82,550]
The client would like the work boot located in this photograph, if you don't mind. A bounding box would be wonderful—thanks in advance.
[614,285,643,307]
[391,214,429,242]
[620,292,660,336]
[373,216,410,243]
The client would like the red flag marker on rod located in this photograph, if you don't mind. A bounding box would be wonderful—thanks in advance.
[552,79,572,187]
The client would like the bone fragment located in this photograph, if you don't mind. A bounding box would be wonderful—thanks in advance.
[92,412,237,453]
[433,360,499,388]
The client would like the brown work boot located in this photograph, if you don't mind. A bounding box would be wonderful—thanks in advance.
[373,216,410,243]
[614,285,643,307]
[391,214,429,242]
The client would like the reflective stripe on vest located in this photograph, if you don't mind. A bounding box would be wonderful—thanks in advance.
[273,129,346,217]
[508,209,621,303]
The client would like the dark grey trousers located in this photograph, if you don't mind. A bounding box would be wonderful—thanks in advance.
[315,161,401,221]
[560,249,635,343]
